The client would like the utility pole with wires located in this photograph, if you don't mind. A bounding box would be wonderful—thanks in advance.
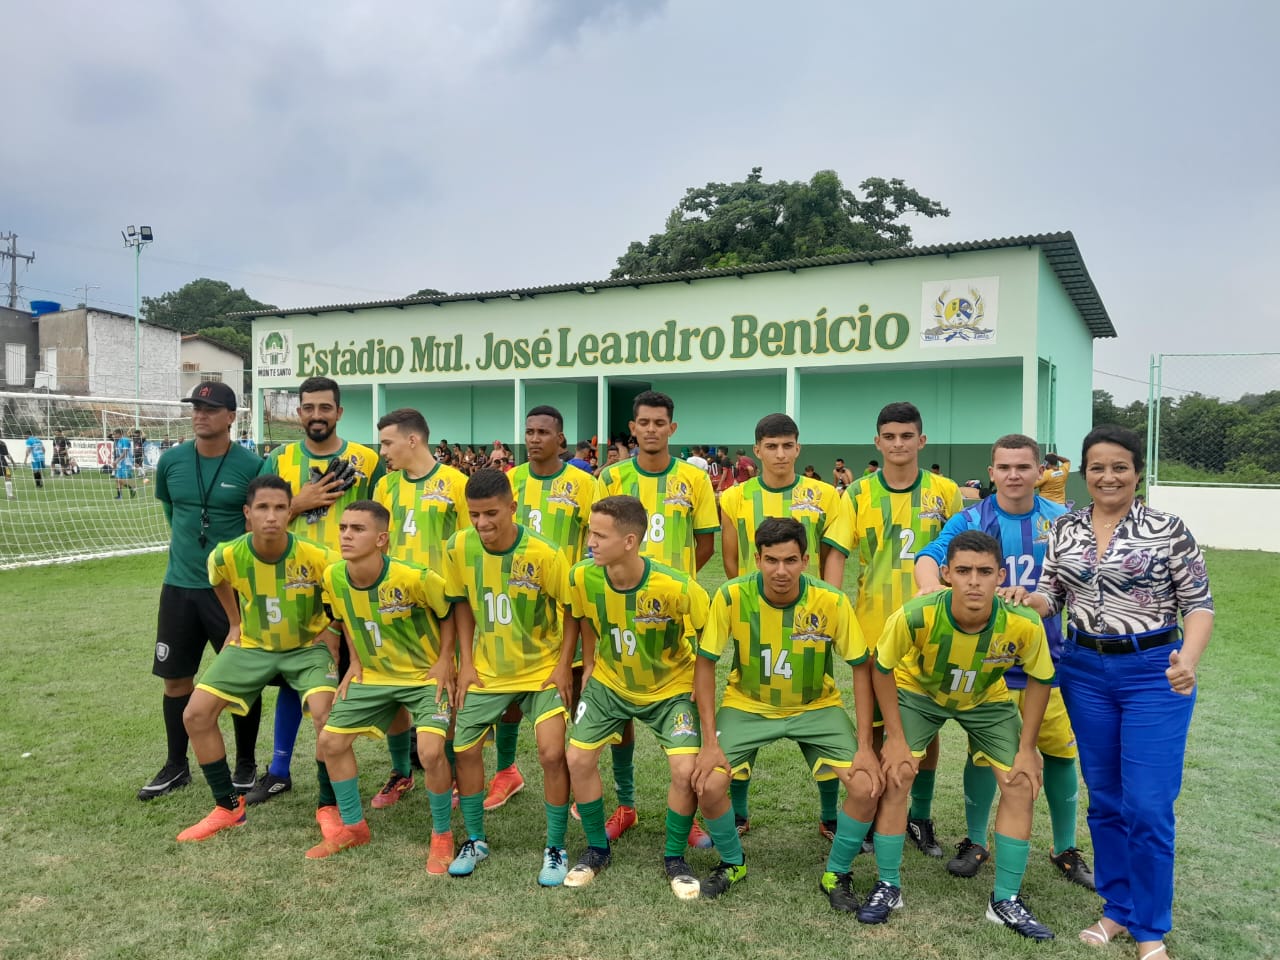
[77,283,100,307]
[1,232,36,308]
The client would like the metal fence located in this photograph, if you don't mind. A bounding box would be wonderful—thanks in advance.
[1147,352,1280,488]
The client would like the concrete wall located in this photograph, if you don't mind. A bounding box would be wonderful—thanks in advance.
[180,338,247,397]
[1147,485,1280,552]
[86,311,180,400]
[36,311,89,392]
[1,307,39,388]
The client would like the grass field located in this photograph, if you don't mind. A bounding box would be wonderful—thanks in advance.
[1,549,1275,960]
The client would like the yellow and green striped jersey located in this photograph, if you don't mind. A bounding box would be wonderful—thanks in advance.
[509,461,596,565]
[875,591,1054,710]
[719,475,849,579]
[832,470,964,647]
[568,558,709,705]
[594,457,718,577]
[259,440,384,550]
[444,525,570,692]
[322,557,451,686]
[700,573,867,719]
[374,462,470,571]
[207,534,335,652]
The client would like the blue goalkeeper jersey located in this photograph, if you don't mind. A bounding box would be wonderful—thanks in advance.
[918,494,1068,688]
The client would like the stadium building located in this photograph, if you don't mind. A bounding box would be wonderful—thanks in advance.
[241,232,1113,496]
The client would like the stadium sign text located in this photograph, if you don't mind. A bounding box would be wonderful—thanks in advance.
[292,308,909,378]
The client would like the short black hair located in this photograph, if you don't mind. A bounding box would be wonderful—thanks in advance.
[1081,425,1145,475]
[755,516,807,554]
[377,407,430,441]
[592,495,647,537]
[632,390,674,419]
[992,433,1041,464]
[754,413,799,443]
[868,459,879,468]
[342,499,390,530]
[299,376,341,406]
[465,467,513,502]
[946,529,1002,566]
[576,440,593,453]
[527,405,564,430]
[247,474,291,504]
[876,401,922,432]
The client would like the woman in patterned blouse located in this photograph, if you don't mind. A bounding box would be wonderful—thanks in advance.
[1012,425,1213,960]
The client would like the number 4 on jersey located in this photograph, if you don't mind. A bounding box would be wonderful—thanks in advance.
[761,648,792,679]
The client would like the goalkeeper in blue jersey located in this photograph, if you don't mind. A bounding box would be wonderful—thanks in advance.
[914,433,1093,891]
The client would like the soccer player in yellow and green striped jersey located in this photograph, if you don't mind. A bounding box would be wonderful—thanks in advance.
[443,468,575,886]
[562,496,710,897]
[863,530,1055,939]
[690,517,883,904]
[312,500,460,867]
[717,412,853,836]
[488,405,598,811]
[254,377,382,801]
[369,407,470,807]
[177,475,340,844]
[374,408,470,572]
[591,390,717,845]
[828,401,963,855]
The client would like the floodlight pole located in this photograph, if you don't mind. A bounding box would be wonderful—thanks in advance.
[122,226,153,429]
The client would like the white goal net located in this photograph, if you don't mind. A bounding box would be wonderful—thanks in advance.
[0,392,251,569]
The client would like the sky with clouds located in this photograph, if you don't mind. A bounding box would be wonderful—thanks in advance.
[5,0,1277,401]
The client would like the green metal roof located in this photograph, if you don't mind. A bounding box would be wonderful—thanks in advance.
[233,231,1115,339]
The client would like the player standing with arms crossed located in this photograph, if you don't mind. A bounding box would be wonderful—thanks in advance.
[828,401,963,857]
[251,376,383,805]
[486,405,596,812]
[717,413,851,841]
[175,474,339,842]
[914,434,1093,888]
[561,496,709,897]
[594,390,718,847]
[444,468,575,885]
[139,383,264,801]
[312,500,458,867]
[373,407,470,806]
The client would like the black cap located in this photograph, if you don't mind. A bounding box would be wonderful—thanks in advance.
[181,381,237,411]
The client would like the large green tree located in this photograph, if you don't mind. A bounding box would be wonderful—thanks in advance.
[611,167,949,278]
[142,279,274,341]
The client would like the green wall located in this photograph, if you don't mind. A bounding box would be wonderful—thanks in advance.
[338,385,374,445]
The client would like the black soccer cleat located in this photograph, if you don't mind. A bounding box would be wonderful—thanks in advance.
[819,871,860,912]
[947,837,990,878]
[986,893,1055,941]
[664,856,700,900]
[245,772,293,806]
[857,880,903,924]
[137,761,191,801]
[1049,847,1096,891]
[231,760,259,793]
[700,861,747,900]
[907,817,943,857]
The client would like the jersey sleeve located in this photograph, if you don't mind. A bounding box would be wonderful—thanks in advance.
[686,579,711,632]
[691,470,719,533]
[566,562,589,620]
[257,448,280,478]
[945,481,964,518]
[451,471,472,530]
[833,594,869,666]
[544,549,571,606]
[1017,619,1056,684]
[422,568,452,619]
[443,533,467,602]
[918,510,971,566]
[699,586,732,661]
[823,487,853,554]
[373,474,391,509]
[207,543,230,587]
[874,608,912,674]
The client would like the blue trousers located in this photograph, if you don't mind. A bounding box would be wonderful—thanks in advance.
[1059,638,1195,943]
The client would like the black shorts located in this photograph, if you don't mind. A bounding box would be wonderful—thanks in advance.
[152,584,230,680]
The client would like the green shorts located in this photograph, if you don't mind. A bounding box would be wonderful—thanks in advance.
[454,687,568,752]
[898,689,1022,771]
[716,705,857,781]
[569,678,700,755]
[196,644,337,717]
[324,681,451,740]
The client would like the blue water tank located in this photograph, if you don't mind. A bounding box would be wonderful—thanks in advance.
[30,300,61,315]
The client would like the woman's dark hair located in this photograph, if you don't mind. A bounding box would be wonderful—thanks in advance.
[1080,425,1144,475]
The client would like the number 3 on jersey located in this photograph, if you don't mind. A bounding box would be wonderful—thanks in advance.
[527,508,542,533]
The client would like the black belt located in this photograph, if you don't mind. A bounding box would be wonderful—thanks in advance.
[1070,627,1178,655]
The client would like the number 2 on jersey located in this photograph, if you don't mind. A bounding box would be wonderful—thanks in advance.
[1005,555,1035,587]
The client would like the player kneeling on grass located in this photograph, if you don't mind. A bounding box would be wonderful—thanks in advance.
[312,500,458,865]
[446,468,576,886]
[865,530,1056,940]
[561,496,710,898]
[690,518,883,903]
[177,475,339,842]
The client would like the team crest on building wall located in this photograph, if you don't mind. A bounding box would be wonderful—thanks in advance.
[920,277,998,347]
